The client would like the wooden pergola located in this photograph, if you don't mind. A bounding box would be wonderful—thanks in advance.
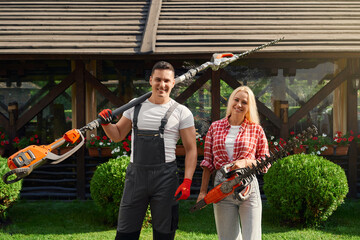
[0,0,360,199]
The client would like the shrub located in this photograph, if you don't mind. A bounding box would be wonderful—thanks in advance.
[90,156,151,227]
[263,154,348,227]
[0,157,22,221]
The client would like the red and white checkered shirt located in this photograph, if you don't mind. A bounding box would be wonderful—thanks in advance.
[200,117,269,173]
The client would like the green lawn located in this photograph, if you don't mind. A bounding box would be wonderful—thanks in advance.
[1,198,359,239]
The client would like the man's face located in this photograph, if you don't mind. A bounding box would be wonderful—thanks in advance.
[149,69,175,100]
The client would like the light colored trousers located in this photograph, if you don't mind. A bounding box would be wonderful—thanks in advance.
[213,170,262,240]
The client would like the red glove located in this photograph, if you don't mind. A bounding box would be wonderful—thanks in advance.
[98,109,113,126]
[174,178,192,201]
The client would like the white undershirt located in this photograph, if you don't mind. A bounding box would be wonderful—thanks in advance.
[225,125,241,161]
[123,99,194,163]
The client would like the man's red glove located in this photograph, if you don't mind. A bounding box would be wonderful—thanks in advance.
[98,109,113,126]
[174,178,192,201]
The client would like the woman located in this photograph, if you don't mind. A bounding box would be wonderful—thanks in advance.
[197,86,269,240]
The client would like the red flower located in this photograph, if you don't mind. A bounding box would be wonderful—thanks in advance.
[102,136,108,140]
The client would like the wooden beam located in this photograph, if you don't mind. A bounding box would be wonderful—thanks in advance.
[219,69,240,89]
[84,69,125,107]
[257,101,282,129]
[288,67,350,127]
[0,101,7,113]
[211,70,221,122]
[15,70,76,131]
[175,68,211,103]
[20,80,54,113]
[75,61,86,200]
[140,0,162,53]
[0,112,9,130]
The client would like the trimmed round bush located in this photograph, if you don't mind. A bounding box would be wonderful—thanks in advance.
[90,156,130,225]
[0,157,22,221]
[263,154,348,227]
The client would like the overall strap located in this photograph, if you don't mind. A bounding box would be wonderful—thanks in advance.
[159,101,179,135]
[133,104,142,131]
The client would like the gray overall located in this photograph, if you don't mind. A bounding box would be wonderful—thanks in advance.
[116,102,179,240]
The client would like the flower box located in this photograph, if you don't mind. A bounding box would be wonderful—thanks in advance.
[176,145,204,156]
[334,145,349,155]
[293,146,306,154]
[319,145,334,155]
[88,147,112,157]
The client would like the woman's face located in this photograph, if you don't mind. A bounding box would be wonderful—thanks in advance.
[230,90,249,120]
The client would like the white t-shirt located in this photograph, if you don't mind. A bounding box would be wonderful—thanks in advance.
[123,98,194,163]
[225,125,241,161]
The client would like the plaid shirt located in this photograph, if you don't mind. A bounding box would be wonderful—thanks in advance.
[200,117,269,173]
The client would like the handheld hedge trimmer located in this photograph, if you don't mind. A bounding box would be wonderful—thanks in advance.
[2,37,284,184]
[190,126,318,213]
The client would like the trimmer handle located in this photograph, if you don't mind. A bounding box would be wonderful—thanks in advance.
[2,166,34,184]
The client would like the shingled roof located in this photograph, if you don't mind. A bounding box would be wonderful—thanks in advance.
[1,0,360,57]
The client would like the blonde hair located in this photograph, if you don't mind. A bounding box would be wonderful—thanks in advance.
[225,86,260,124]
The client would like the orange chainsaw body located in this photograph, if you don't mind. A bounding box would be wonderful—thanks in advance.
[204,175,242,204]
[7,129,80,171]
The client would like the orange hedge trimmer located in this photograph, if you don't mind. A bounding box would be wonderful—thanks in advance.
[190,126,318,213]
[2,38,284,185]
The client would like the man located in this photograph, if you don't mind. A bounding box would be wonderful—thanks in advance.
[98,61,197,240]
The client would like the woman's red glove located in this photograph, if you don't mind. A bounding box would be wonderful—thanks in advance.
[174,178,192,200]
[98,109,113,126]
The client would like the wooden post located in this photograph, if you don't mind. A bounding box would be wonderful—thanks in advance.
[85,60,97,140]
[280,101,289,139]
[75,61,86,200]
[211,70,221,122]
[347,59,359,198]
[333,59,347,135]
[8,102,18,152]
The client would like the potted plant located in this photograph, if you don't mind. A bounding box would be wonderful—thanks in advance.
[12,134,40,150]
[302,133,333,155]
[332,131,352,155]
[110,135,131,158]
[0,131,10,156]
[267,136,287,154]
[86,134,113,157]
[287,131,307,154]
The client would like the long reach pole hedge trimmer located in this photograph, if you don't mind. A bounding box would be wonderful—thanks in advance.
[2,37,284,185]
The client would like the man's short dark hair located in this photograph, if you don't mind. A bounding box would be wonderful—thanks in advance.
[151,61,175,75]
